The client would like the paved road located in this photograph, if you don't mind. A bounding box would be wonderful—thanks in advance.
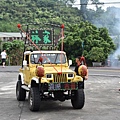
[0,66,20,72]
[0,69,120,120]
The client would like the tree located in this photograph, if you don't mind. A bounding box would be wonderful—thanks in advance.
[87,47,105,62]
[58,21,115,65]
[91,0,100,10]
[0,0,81,32]
[79,0,101,20]
[3,40,24,65]
[60,0,76,4]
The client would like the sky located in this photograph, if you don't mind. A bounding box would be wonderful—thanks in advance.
[74,0,120,10]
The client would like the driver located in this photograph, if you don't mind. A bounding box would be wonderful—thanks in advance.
[43,57,51,63]
[56,54,65,63]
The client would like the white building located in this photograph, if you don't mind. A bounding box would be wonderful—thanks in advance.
[0,32,26,41]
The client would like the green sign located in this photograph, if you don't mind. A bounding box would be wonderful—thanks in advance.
[30,30,53,45]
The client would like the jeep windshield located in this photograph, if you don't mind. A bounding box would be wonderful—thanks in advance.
[30,53,66,64]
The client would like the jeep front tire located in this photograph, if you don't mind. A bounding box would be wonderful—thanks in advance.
[71,89,85,109]
[28,87,41,111]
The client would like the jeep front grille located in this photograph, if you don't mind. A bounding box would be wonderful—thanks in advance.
[53,73,67,83]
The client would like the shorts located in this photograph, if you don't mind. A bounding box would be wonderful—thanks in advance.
[2,59,6,63]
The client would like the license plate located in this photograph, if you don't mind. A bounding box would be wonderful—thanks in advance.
[48,82,78,91]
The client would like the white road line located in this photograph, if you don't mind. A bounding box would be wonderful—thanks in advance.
[0,81,16,95]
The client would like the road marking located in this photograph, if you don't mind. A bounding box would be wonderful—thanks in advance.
[0,91,13,95]
[1,85,15,91]
[0,81,15,96]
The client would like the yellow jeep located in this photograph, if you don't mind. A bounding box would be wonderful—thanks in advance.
[16,50,85,111]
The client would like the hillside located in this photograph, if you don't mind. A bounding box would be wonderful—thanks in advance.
[0,0,80,32]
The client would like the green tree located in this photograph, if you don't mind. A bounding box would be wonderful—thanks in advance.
[3,40,24,65]
[87,47,105,62]
[0,0,81,32]
[58,21,115,65]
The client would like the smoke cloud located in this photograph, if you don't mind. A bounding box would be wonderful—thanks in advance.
[91,6,120,67]
[107,7,120,67]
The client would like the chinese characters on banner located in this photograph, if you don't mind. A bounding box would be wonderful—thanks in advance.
[30,30,53,45]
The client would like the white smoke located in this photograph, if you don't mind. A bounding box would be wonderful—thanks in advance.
[107,7,120,67]
[91,6,120,67]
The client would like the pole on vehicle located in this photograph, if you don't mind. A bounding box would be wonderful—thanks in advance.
[59,24,64,74]
[17,24,29,68]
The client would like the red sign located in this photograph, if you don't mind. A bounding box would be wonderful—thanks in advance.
[71,83,76,89]
[64,83,70,90]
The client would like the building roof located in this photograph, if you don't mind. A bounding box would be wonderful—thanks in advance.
[0,32,26,38]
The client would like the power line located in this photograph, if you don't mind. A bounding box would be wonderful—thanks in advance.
[100,2,120,4]
[73,2,120,6]
[0,2,120,8]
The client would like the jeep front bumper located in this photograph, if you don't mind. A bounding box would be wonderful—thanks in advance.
[40,81,84,91]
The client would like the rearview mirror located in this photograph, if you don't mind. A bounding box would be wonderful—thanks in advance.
[23,60,27,66]
[69,60,72,66]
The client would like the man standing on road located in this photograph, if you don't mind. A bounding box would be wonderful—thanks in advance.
[1,50,7,68]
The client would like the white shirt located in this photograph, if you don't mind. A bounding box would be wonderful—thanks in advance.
[1,51,7,59]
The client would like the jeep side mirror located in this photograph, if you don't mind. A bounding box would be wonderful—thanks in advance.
[23,60,27,66]
[69,60,72,66]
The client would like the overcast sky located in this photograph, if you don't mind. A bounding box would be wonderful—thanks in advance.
[74,0,120,10]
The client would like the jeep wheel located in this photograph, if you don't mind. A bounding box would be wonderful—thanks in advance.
[71,89,85,109]
[28,87,41,111]
[16,81,26,101]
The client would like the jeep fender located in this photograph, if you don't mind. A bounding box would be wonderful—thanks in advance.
[31,77,39,84]
[73,75,83,82]
[29,77,39,88]
[18,73,24,84]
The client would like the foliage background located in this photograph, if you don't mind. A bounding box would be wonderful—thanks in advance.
[2,40,24,65]
[0,0,118,65]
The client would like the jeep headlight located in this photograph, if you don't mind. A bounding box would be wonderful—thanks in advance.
[46,74,53,79]
[67,73,74,78]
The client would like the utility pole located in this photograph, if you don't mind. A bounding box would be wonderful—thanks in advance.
[80,0,88,20]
